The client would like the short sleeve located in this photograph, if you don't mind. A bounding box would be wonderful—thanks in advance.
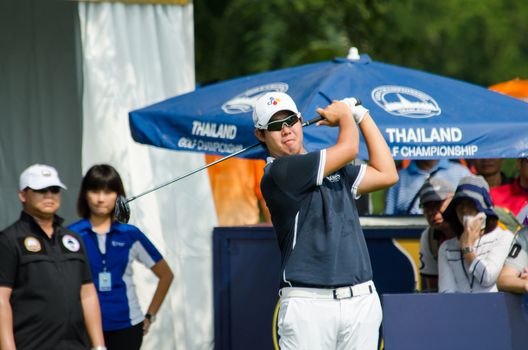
[342,164,366,198]
[132,230,163,269]
[0,233,17,287]
[269,151,322,195]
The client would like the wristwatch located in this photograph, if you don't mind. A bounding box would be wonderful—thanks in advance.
[461,246,474,254]
[145,313,156,323]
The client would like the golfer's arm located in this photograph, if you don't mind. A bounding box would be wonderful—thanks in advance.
[0,287,15,350]
[80,283,105,347]
[147,259,174,317]
[357,113,398,194]
[324,113,359,177]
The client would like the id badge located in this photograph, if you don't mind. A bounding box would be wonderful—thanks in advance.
[99,272,112,292]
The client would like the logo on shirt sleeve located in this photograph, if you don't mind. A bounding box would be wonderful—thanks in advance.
[62,234,81,252]
[24,236,42,252]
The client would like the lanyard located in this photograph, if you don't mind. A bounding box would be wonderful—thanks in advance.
[91,231,109,272]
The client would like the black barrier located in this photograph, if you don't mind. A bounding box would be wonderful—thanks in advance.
[213,220,425,350]
[383,292,528,350]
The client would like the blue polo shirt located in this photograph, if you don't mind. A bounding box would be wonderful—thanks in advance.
[261,149,371,288]
[68,219,163,331]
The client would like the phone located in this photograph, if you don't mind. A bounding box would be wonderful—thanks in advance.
[463,212,486,230]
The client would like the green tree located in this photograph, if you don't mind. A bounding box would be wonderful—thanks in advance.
[195,0,528,86]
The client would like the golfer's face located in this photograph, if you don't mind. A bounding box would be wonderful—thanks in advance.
[86,188,118,218]
[263,111,304,157]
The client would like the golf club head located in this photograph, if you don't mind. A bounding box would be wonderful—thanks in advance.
[114,195,131,224]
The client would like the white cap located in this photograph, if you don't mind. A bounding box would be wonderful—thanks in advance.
[252,92,299,129]
[19,164,67,191]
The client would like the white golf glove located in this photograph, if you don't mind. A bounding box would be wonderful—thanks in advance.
[341,97,369,124]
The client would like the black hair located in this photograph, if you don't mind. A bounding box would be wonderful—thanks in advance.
[77,164,126,219]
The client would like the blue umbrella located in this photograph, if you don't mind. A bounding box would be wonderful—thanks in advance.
[129,54,528,160]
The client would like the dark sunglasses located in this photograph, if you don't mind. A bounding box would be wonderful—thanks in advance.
[265,113,300,132]
[32,186,61,194]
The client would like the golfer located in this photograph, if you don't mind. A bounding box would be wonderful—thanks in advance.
[253,92,398,349]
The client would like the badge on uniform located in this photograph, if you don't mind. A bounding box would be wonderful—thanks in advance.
[62,234,81,252]
[99,272,112,292]
[24,236,42,252]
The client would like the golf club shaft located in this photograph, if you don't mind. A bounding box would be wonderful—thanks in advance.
[126,98,361,203]
[126,142,262,203]
[126,117,321,203]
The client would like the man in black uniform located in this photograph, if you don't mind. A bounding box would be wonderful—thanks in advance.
[0,164,106,350]
[253,92,398,349]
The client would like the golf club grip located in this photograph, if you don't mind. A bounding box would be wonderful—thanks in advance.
[302,98,362,127]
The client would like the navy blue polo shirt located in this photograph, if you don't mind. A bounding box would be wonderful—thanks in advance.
[261,149,372,288]
[0,212,92,350]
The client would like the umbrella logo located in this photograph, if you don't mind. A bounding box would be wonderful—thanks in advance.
[222,83,289,114]
[371,86,441,118]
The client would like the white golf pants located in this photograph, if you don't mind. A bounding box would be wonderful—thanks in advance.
[277,281,382,350]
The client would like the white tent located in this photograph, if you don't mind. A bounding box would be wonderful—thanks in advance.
[1,0,215,348]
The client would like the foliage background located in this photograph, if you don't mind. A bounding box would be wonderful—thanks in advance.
[195,0,528,86]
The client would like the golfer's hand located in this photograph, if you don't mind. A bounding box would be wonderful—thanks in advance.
[342,97,369,124]
[315,100,353,127]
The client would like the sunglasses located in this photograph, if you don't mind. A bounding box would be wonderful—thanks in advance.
[265,113,300,132]
[32,186,61,194]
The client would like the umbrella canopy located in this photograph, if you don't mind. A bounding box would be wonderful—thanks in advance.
[129,54,528,160]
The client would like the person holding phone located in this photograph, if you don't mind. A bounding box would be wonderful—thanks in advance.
[438,175,513,293]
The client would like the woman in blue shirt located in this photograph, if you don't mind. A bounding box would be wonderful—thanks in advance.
[69,164,173,350]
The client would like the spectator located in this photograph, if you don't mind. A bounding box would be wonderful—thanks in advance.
[206,155,271,225]
[69,164,173,350]
[472,158,512,188]
[438,175,513,293]
[385,159,471,215]
[491,157,528,222]
[0,164,105,349]
[497,226,528,293]
[417,178,456,292]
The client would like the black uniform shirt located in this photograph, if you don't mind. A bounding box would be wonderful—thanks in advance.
[0,211,93,350]
[261,150,373,288]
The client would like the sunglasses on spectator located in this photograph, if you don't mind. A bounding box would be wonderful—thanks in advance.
[32,186,61,194]
[265,113,300,132]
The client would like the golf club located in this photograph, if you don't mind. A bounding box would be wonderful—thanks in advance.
[115,99,361,223]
